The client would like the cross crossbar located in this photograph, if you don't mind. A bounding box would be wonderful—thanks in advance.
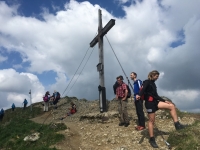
[90,19,115,47]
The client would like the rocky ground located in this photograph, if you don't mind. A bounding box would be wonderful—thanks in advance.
[31,97,196,150]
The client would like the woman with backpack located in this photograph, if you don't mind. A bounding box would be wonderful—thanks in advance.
[136,70,186,148]
[43,91,50,112]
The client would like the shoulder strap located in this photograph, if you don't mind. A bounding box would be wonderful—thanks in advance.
[137,80,142,88]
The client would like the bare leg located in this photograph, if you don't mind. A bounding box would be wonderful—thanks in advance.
[148,113,155,137]
[158,101,178,122]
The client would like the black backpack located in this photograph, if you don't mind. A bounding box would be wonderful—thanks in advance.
[126,85,131,98]
[57,92,60,99]
[113,81,118,95]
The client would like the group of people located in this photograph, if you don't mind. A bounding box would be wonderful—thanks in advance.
[0,99,28,122]
[43,90,61,112]
[114,70,186,148]
[42,90,77,119]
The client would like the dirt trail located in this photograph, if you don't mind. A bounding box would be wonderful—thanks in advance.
[30,111,52,124]
[31,111,81,150]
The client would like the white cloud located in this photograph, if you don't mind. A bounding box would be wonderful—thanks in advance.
[116,0,130,5]
[0,55,7,62]
[13,64,23,69]
[0,69,45,107]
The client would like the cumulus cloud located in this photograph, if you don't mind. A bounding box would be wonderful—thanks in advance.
[116,0,130,5]
[0,55,7,62]
[0,69,45,108]
[0,0,199,112]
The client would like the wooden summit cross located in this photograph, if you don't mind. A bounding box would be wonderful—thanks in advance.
[90,9,115,113]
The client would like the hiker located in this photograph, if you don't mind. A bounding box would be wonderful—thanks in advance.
[60,102,77,120]
[115,75,130,127]
[0,108,4,121]
[43,91,50,112]
[51,90,61,109]
[23,99,28,109]
[130,72,145,131]
[136,70,186,148]
[11,103,15,111]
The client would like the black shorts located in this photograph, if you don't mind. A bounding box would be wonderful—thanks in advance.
[145,100,159,114]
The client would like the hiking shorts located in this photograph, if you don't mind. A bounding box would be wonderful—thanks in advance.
[145,100,159,114]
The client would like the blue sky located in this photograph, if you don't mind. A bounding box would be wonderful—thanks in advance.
[0,0,200,113]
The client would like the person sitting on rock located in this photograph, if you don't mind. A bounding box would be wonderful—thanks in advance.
[60,102,77,120]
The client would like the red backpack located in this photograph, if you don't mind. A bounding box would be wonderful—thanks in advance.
[139,86,145,100]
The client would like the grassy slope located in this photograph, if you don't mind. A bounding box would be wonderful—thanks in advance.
[168,111,200,150]
[0,106,66,150]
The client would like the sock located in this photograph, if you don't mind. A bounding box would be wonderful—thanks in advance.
[150,137,155,141]
[174,121,179,125]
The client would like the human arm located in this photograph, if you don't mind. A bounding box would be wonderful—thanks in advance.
[154,91,166,102]
[122,84,128,100]
[136,80,149,100]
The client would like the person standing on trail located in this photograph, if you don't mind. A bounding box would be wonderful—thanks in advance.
[0,108,5,121]
[115,75,130,127]
[130,72,145,131]
[23,99,28,110]
[43,91,50,112]
[51,90,61,109]
[11,103,15,111]
[136,70,186,148]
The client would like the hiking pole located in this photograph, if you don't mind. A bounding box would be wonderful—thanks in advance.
[37,111,52,132]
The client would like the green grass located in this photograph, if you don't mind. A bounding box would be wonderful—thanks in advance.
[0,106,67,150]
[168,120,200,150]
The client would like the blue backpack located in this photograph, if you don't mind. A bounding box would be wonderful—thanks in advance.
[1,109,4,115]
[12,104,15,109]
[24,99,28,104]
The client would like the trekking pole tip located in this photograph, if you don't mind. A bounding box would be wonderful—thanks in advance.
[165,141,171,149]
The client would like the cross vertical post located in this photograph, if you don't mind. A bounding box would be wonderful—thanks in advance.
[29,89,32,111]
[90,9,115,113]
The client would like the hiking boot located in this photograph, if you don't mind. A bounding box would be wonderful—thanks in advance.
[149,137,159,148]
[119,122,125,126]
[175,121,186,130]
[124,122,130,127]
